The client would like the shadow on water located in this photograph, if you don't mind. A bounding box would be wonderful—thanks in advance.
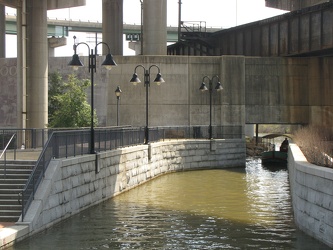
[10,158,331,250]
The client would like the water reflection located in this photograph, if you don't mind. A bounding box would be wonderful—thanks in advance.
[10,158,330,250]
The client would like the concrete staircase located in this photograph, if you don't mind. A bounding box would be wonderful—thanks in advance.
[0,160,35,222]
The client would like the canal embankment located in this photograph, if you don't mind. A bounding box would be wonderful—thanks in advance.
[288,143,333,248]
[0,139,245,249]
[2,140,333,249]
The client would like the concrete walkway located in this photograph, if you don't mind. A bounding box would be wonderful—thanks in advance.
[2,149,41,161]
[0,149,41,249]
[0,223,29,249]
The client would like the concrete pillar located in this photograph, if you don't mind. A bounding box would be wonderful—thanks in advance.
[48,36,67,57]
[102,0,123,55]
[26,0,48,128]
[143,0,167,55]
[17,4,24,135]
[0,4,5,58]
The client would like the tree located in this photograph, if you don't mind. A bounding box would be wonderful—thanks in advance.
[48,72,98,128]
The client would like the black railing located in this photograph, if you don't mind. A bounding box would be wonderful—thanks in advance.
[0,128,49,150]
[20,125,243,220]
[21,133,55,220]
[0,133,17,179]
[181,21,207,33]
[151,125,243,141]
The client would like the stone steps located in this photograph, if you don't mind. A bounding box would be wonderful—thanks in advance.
[0,160,35,222]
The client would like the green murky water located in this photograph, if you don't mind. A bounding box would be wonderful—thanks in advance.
[10,158,330,249]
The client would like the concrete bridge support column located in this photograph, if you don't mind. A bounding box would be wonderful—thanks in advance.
[142,0,167,55]
[102,0,123,55]
[26,0,48,128]
[0,4,5,58]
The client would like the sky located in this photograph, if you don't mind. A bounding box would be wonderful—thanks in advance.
[5,0,287,57]
[46,0,286,28]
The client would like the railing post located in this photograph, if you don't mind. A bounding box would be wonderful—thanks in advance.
[14,133,17,160]
[33,176,35,198]
[42,154,46,177]
[21,191,25,222]
[32,128,36,148]
[65,133,68,158]
[53,133,59,158]
[80,131,83,155]
[4,150,6,179]
[1,129,4,150]
[41,129,44,148]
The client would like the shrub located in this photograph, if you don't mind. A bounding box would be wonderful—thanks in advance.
[293,125,333,168]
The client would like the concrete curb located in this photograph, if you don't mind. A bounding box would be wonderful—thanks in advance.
[0,225,29,249]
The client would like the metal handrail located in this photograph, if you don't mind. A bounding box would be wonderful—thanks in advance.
[0,128,49,149]
[0,133,17,179]
[21,131,56,220]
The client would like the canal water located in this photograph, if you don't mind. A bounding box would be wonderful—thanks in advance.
[10,158,330,250]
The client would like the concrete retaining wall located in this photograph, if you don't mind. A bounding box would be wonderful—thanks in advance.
[288,144,333,248]
[18,139,245,239]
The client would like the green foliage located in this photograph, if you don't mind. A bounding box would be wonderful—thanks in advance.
[48,72,98,128]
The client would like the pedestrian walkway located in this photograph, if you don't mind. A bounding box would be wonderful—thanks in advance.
[0,222,14,229]
[2,149,41,161]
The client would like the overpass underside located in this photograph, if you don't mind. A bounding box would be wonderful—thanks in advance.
[168,1,333,57]
[265,0,328,11]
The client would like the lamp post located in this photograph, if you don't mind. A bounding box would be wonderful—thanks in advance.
[68,36,117,154]
[129,64,165,144]
[199,75,223,139]
[115,86,122,126]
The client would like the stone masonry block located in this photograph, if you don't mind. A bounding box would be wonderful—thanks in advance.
[188,149,197,156]
[61,166,71,180]
[131,168,138,177]
[192,155,202,163]
[42,209,52,227]
[70,199,79,212]
[62,190,71,205]
[71,175,80,188]
[319,177,333,196]
[53,180,63,194]
[61,178,72,191]
[48,194,60,209]
[323,194,333,211]
[64,202,72,216]
[110,165,119,175]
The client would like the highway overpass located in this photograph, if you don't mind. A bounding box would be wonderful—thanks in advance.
[5,14,221,43]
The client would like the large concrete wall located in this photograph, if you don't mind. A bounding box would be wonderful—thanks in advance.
[288,143,333,248]
[1,55,333,129]
[245,57,309,124]
[48,56,245,129]
[0,58,17,126]
[0,4,4,58]
[245,57,333,129]
[9,139,245,245]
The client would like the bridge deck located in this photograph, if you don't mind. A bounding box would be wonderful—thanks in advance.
[168,1,333,57]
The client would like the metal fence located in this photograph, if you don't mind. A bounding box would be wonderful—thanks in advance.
[150,125,243,141]
[0,128,49,150]
[19,125,243,220]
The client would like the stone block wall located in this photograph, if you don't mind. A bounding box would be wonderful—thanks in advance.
[20,139,245,236]
[288,144,333,248]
